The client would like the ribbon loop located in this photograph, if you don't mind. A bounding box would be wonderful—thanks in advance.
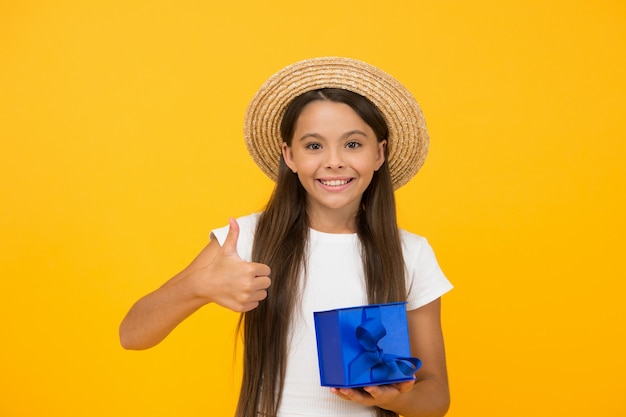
[348,306,422,384]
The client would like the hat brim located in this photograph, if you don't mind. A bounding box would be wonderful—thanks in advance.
[244,57,429,190]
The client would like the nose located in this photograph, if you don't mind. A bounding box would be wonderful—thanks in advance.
[325,148,345,169]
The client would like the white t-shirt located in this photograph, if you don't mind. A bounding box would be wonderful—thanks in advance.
[212,213,453,417]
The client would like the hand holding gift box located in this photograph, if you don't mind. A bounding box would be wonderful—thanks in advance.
[314,302,422,388]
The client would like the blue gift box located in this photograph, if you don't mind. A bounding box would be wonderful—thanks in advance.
[313,302,422,388]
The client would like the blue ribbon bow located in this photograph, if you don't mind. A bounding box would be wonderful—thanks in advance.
[348,306,422,384]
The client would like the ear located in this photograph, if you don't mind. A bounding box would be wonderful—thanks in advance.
[374,140,387,171]
[282,142,297,173]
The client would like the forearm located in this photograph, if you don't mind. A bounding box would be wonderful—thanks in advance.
[119,272,207,350]
[119,228,272,350]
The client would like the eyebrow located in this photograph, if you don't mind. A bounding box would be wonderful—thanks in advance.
[296,130,369,142]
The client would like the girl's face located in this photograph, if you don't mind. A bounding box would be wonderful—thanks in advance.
[282,100,386,223]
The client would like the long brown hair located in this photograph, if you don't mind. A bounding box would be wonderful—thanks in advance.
[236,89,406,417]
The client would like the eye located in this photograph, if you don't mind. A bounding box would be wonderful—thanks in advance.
[346,141,361,149]
[305,142,322,150]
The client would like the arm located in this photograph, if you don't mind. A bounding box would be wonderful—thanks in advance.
[331,297,450,417]
[119,218,271,350]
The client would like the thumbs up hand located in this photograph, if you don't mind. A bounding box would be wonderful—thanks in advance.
[198,218,272,313]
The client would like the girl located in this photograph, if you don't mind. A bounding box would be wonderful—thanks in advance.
[120,57,453,417]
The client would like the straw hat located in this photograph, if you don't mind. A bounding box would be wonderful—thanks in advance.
[244,57,429,190]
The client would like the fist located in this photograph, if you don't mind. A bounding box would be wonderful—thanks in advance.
[204,218,272,312]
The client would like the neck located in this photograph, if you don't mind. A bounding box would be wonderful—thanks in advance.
[307,206,358,234]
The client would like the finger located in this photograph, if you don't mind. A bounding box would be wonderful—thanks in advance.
[362,385,388,400]
[250,288,268,302]
[362,385,380,397]
[362,382,405,398]
[393,380,416,393]
[244,277,271,303]
[337,388,370,402]
[330,388,352,401]
[241,300,260,312]
[252,276,271,293]
[221,218,241,257]
[250,262,271,278]
[361,380,413,400]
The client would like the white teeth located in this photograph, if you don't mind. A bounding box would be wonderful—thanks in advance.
[321,179,349,186]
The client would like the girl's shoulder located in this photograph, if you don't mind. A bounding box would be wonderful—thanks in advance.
[398,228,429,249]
[398,228,443,269]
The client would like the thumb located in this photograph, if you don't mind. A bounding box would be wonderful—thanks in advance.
[221,217,241,257]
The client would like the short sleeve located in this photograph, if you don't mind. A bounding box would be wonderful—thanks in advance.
[401,230,453,311]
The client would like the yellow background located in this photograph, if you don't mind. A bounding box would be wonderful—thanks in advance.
[1,1,624,416]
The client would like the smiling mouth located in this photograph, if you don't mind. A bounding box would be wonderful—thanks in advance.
[318,178,353,187]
